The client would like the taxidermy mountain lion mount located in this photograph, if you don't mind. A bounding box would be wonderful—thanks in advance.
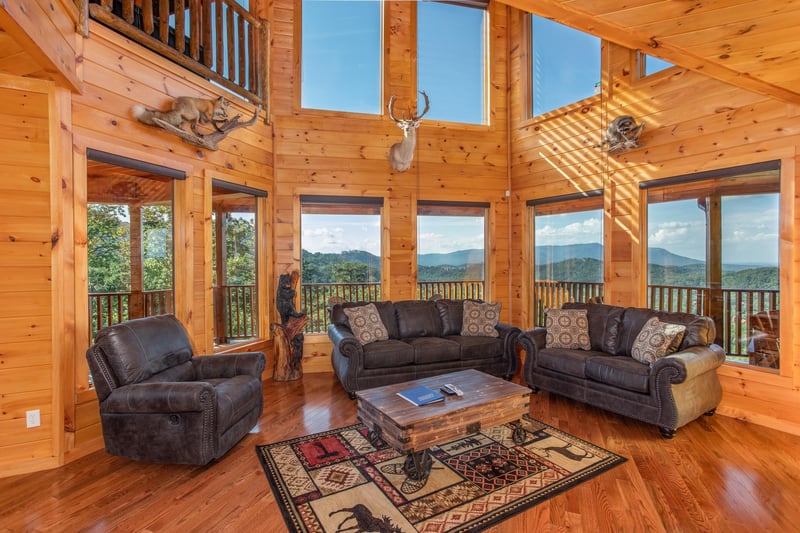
[388,90,430,172]
[133,96,259,150]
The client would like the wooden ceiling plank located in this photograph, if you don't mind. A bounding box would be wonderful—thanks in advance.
[624,3,800,38]
[500,0,800,105]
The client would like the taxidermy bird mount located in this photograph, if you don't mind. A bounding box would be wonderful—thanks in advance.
[133,96,259,151]
[387,90,430,172]
[595,115,645,154]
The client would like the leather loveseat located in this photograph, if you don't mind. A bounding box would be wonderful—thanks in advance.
[518,302,725,437]
[328,299,520,397]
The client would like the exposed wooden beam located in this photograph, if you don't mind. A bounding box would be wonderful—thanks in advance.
[0,0,83,92]
[499,0,800,105]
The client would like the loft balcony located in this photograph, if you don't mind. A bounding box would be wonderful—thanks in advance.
[86,0,268,106]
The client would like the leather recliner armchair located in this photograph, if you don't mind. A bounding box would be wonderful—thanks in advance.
[86,314,266,464]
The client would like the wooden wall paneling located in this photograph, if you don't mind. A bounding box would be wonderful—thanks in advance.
[0,77,58,475]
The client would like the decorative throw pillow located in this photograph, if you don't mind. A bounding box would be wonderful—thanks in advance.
[343,303,389,345]
[460,301,501,337]
[631,317,687,365]
[545,308,591,350]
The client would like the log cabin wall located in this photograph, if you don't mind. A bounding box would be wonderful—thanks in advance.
[268,1,513,373]
[0,8,275,473]
[507,10,800,436]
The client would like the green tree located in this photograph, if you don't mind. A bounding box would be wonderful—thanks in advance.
[87,204,130,293]
[331,261,368,283]
[142,205,173,291]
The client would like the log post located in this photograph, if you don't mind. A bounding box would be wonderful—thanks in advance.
[272,271,306,381]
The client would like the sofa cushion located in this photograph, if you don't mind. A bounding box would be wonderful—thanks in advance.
[631,317,686,365]
[331,301,399,339]
[537,348,599,378]
[405,337,461,364]
[447,335,503,361]
[563,302,624,354]
[461,301,501,337]
[343,303,389,345]
[616,307,715,356]
[362,340,414,369]
[436,299,465,335]
[585,355,650,393]
[395,300,442,338]
[545,308,591,350]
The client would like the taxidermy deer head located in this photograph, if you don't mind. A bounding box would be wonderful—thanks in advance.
[388,90,430,172]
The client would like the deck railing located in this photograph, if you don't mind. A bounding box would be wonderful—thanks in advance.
[533,280,604,326]
[300,282,382,334]
[89,284,257,342]
[213,284,257,343]
[416,280,484,300]
[89,289,174,338]
[87,0,268,106]
[533,280,779,359]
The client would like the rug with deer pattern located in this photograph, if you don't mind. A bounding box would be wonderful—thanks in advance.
[256,415,626,532]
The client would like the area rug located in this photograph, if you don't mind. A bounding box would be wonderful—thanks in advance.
[256,415,626,532]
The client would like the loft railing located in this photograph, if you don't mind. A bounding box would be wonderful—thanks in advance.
[86,0,269,107]
[533,280,779,359]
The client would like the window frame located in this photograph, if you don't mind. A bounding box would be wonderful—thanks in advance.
[528,190,605,326]
[416,1,489,125]
[297,0,385,116]
[641,161,784,371]
[299,195,386,334]
[526,14,602,120]
[416,200,490,300]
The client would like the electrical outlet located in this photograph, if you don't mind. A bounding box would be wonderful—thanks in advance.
[26,409,40,428]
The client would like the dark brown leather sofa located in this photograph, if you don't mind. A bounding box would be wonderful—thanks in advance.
[328,299,520,397]
[86,314,266,464]
[518,302,725,438]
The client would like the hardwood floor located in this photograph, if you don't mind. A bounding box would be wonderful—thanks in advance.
[1,372,798,532]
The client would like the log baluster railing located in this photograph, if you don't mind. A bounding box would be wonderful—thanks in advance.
[87,0,268,107]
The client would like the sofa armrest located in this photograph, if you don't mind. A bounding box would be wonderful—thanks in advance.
[327,324,364,360]
[518,328,546,375]
[652,344,726,385]
[193,352,266,380]
[496,322,521,376]
[102,382,215,413]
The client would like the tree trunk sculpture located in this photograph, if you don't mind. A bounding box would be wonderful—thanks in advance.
[272,271,306,381]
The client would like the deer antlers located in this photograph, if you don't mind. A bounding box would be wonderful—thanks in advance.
[387,91,430,172]
[388,90,430,126]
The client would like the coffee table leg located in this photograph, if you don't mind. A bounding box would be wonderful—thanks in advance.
[367,425,382,447]
[403,450,432,481]
[512,421,527,444]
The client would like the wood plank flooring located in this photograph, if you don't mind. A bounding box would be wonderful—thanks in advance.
[1,372,799,532]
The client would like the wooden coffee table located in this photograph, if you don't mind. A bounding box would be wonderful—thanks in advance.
[355,369,531,481]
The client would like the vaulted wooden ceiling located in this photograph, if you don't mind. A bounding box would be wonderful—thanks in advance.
[501,0,800,104]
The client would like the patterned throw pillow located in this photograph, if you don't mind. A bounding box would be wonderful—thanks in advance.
[545,308,591,350]
[343,303,389,345]
[631,317,687,365]
[460,301,501,337]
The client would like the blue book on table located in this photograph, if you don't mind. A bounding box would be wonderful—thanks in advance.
[397,385,445,406]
